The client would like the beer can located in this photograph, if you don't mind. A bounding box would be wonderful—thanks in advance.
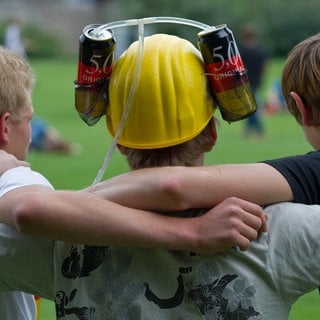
[198,25,257,122]
[75,24,116,126]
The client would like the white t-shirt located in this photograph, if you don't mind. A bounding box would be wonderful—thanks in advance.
[0,291,36,320]
[0,167,53,320]
[1,167,320,319]
[0,166,53,197]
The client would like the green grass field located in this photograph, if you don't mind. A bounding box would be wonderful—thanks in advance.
[25,58,319,319]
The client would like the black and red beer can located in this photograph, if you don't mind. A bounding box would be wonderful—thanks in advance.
[198,25,257,122]
[75,24,116,126]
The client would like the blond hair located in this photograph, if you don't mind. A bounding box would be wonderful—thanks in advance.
[0,46,35,120]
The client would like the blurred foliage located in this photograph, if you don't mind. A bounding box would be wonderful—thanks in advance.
[21,25,65,58]
[0,21,65,58]
[1,0,320,58]
[110,0,320,57]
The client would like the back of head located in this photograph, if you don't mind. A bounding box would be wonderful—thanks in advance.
[282,33,320,125]
[107,34,216,151]
[0,46,34,119]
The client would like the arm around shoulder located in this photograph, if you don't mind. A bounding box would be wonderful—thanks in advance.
[0,184,266,254]
[87,163,293,210]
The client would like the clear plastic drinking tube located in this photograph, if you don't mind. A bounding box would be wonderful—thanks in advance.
[92,20,145,184]
[93,16,213,36]
[91,17,215,184]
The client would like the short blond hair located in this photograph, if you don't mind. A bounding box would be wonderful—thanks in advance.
[0,46,35,120]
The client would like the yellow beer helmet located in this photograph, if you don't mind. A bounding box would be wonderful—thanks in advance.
[107,34,216,149]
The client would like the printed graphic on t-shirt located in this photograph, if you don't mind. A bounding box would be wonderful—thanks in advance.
[55,246,262,319]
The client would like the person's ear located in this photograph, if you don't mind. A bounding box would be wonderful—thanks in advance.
[211,118,218,143]
[116,143,126,155]
[290,91,313,126]
[0,112,11,144]
[204,118,218,152]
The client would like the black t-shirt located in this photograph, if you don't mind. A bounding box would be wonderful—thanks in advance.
[263,150,320,204]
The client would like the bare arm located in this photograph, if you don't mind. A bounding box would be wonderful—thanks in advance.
[87,163,293,210]
[0,185,266,254]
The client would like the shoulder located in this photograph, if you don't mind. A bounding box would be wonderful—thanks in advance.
[265,202,320,256]
[0,166,53,197]
[266,202,320,227]
[264,202,320,301]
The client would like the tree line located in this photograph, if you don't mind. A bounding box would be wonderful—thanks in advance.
[111,0,320,57]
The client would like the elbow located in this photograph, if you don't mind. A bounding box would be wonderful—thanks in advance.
[158,167,191,210]
[12,197,39,234]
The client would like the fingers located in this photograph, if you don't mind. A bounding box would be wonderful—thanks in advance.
[235,235,251,252]
[229,197,267,233]
[195,197,268,254]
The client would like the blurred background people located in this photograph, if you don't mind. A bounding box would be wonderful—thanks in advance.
[3,16,26,57]
[264,79,287,114]
[239,24,268,139]
[30,117,80,154]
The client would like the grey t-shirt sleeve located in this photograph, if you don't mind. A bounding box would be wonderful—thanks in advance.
[265,202,320,304]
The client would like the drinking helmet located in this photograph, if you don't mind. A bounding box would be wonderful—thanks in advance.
[107,33,216,149]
